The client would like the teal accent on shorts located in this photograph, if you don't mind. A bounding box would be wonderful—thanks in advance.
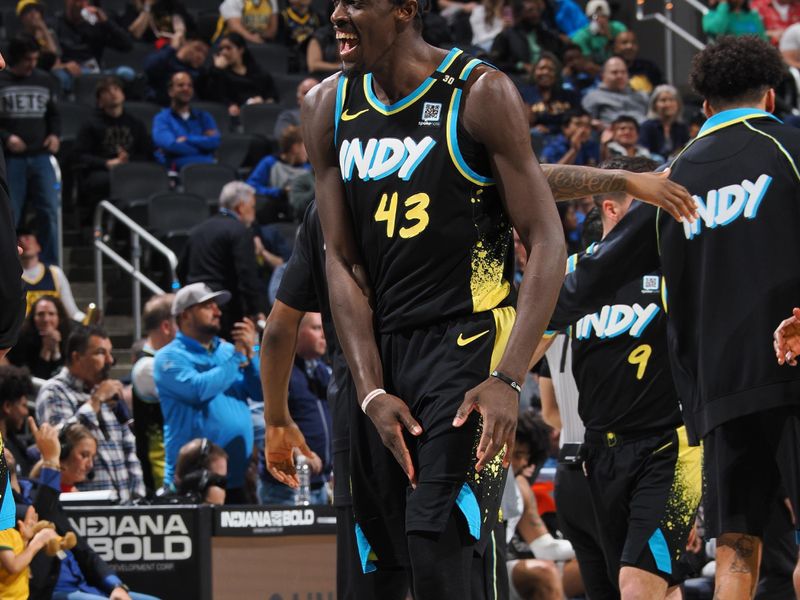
[795,529,800,545]
[455,482,481,540]
[355,523,377,574]
[648,528,672,574]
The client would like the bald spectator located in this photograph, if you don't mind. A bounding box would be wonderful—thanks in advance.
[131,293,176,492]
[274,77,318,139]
[582,56,648,126]
[152,72,220,170]
[144,36,209,106]
[612,31,663,94]
[780,22,800,68]
[570,0,626,64]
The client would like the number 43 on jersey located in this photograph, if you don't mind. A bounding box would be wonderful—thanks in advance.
[374,191,430,239]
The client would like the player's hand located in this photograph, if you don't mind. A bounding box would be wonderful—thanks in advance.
[686,521,702,553]
[626,168,698,223]
[43,134,60,154]
[364,393,422,486]
[265,423,317,488]
[774,307,800,366]
[453,377,517,470]
[6,134,27,154]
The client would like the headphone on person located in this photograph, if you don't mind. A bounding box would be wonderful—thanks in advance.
[58,419,80,461]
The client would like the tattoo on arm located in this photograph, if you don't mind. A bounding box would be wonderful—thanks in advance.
[542,165,627,201]
[728,535,756,574]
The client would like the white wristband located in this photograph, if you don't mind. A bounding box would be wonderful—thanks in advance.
[361,388,386,413]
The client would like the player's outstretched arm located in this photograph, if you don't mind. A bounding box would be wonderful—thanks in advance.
[541,165,698,222]
[453,69,566,470]
[260,301,318,487]
[302,78,421,485]
[774,307,800,366]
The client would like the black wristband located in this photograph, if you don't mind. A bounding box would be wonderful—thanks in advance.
[490,370,522,394]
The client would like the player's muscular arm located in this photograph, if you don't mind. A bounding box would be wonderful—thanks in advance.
[542,164,697,221]
[260,301,318,487]
[302,78,421,484]
[454,69,566,470]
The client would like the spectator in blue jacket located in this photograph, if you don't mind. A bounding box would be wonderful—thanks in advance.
[246,125,311,201]
[154,283,261,504]
[260,311,332,505]
[152,71,220,170]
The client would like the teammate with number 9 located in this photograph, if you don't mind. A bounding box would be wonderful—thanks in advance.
[541,157,701,600]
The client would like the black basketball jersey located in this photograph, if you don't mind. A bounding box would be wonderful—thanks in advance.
[548,246,682,434]
[334,48,514,333]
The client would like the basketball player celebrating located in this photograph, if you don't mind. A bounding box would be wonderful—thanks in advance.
[538,37,800,600]
[302,0,567,595]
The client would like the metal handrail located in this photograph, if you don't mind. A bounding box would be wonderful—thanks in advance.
[93,200,180,339]
[636,0,707,84]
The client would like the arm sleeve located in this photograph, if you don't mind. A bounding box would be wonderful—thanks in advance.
[45,88,61,138]
[35,385,79,426]
[0,151,24,350]
[154,346,247,405]
[53,266,86,321]
[99,19,134,52]
[548,203,661,331]
[121,421,145,498]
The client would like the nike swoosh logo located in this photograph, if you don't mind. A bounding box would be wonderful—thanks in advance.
[457,330,490,347]
[341,108,369,121]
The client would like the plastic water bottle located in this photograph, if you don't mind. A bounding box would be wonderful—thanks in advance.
[295,454,311,506]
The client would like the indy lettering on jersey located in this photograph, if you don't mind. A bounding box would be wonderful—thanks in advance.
[339,136,436,182]
[576,303,660,340]
[682,174,772,240]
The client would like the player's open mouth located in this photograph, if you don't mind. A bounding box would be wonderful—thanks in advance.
[336,31,360,59]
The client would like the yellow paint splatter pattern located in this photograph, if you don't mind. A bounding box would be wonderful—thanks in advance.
[657,426,702,562]
[469,188,512,313]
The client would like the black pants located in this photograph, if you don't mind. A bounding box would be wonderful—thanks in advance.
[555,462,620,600]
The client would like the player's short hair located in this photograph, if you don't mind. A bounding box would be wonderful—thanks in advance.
[689,36,786,108]
[581,207,603,247]
[515,408,552,468]
[593,156,658,206]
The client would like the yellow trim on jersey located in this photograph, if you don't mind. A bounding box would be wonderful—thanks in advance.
[362,49,461,116]
[489,306,516,371]
[742,121,800,183]
[285,7,310,24]
[661,276,668,313]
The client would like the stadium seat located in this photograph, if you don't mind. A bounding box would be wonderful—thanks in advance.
[109,162,170,203]
[103,43,154,70]
[1,9,21,39]
[180,163,238,207]
[124,101,161,131]
[58,101,94,142]
[240,104,284,140]
[272,73,306,109]
[192,101,232,134]
[195,10,220,43]
[147,192,209,237]
[73,73,107,106]
[249,44,291,74]
[217,133,255,172]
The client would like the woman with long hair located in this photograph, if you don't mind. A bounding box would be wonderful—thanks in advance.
[6,296,71,380]
[638,85,690,160]
[202,32,279,117]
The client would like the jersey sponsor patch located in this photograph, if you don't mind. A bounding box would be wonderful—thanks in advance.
[642,275,659,293]
[421,102,441,122]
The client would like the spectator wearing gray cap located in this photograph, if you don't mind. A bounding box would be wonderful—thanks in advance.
[153,282,261,504]
[177,180,268,341]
